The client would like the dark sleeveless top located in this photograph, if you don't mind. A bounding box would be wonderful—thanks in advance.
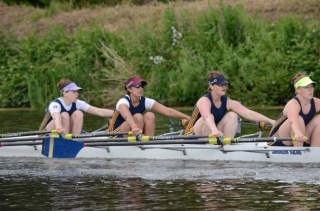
[111,95,147,129]
[192,93,228,124]
[269,97,316,137]
[41,98,77,129]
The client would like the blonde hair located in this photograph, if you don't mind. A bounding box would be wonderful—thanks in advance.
[57,79,73,96]
[57,79,73,90]
[291,72,307,86]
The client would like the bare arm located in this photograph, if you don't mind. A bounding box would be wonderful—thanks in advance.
[228,100,275,125]
[150,101,190,120]
[118,104,139,131]
[283,100,304,140]
[197,97,221,136]
[51,112,65,133]
[86,106,114,117]
[313,97,320,112]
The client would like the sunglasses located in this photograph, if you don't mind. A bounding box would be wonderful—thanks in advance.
[131,84,145,89]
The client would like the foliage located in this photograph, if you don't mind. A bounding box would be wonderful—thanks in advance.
[1,2,320,108]
[2,0,192,8]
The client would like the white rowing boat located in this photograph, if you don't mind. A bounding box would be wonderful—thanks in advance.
[0,134,317,163]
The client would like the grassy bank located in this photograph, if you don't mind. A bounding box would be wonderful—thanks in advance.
[0,0,319,108]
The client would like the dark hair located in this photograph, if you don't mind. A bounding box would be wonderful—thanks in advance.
[207,71,224,91]
[207,71,224,82]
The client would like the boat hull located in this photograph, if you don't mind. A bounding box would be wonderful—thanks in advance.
[0,143,317,163]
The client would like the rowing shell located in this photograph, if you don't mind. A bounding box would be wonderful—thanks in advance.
[0,136,317,163]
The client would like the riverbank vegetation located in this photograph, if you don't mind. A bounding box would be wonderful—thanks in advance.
[0,0,319,108]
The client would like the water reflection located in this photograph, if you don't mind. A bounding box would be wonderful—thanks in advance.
[1,109,320,210]
[1,174,320,210]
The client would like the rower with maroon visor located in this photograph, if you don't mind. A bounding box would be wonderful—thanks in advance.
[108,76,190,136]
[184,71,275,137]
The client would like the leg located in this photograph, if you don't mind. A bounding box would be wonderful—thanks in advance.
[120,113,144,136]
[305,114,320,147]
[278,116,305,147]
[45,112,71,133]
[217,112,238,138]
[193,117,211,135]
[60,112,71,133]
[142,112,155,136]
[70,110,83,134]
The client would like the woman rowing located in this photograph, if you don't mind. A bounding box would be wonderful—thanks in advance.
[184,71,275,137]
[108,76,190,136]
[269,72,320,147]
[39,79,114,134]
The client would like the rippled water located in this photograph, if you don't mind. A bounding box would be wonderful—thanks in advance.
[1,158,320,210]
[1,109,320,210]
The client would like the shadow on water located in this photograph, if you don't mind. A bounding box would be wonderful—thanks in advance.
[1,109,320,210]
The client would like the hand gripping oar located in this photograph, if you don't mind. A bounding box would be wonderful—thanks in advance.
[0,130,57,138]
[42,136,305,158]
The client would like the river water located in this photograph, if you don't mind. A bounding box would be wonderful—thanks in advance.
[1,109,320,210]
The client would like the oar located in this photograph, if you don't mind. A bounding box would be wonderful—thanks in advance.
[0,131,133,142]
[62,135,213,142]
[42,136,303,158]
[92,123,109,132]
[0,130,56,138]
[62,131,134,139]
[70,136,305,144]
[241,121,272,129]
[0,141,43,147]
[0,136,48,142]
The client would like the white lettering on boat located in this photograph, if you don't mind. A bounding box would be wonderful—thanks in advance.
[272,150,302,155]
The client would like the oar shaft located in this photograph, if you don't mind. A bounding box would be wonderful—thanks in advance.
[0,141,43,147]
[0,136,47,142]
[65,135,213,142]
[0,130,54,138]
[63,131,133,139]
[84,139,210,146]
[59,136,297,144]
[82,137,296,146]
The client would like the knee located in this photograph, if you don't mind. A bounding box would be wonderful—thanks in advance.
[132,113,144,122]
[71,110,84,120]
[60,112,70,121]
[144,112,155,123]
[226,111,238,122]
